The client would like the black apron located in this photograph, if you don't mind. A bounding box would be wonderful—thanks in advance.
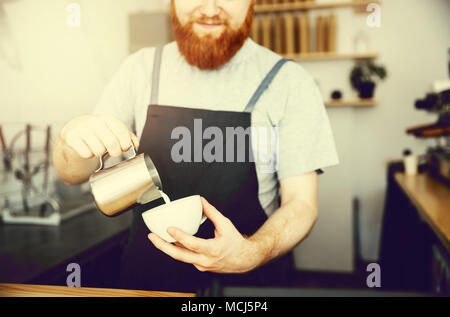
[119,46,295,293]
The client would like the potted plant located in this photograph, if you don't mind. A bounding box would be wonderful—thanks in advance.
[350,60,387,99]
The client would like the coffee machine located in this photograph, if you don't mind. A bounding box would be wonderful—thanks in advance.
[408,79,450,185]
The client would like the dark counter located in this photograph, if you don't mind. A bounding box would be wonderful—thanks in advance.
[0,208,133,288]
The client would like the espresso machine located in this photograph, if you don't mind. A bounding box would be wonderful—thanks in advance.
[408,80,450,185]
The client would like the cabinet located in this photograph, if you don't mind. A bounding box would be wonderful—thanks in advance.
[380,164,450,294]
[432,244,450,294]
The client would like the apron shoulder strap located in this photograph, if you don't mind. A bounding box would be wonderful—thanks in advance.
[150,46,164,105]
[150,48,290,111]
[244,58,291,113]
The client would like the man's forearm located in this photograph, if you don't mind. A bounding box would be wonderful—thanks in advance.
[247,200,318,269]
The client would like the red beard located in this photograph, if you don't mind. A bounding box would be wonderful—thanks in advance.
[170,2,254,70]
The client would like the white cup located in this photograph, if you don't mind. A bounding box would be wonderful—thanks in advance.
[404,155,418,176]
[141,195,207,243]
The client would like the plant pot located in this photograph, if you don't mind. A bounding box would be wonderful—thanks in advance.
[358,81,376,99]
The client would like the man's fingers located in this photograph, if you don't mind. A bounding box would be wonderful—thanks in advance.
[148,233,203,265]
[201,197,230,235]
[102,116,133,152]
[79,129,106,157]
[90,119,122,157]
[167,227,213,254]
[65,135,93,159]
[130,132,140,149]
[193,264,209,272]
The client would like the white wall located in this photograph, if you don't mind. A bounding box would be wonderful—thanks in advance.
[0,0,169,126]
[293,108,355,272]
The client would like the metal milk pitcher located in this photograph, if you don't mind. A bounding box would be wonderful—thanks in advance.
[89,146,163,217]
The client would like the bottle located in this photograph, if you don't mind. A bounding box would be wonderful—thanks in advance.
[251,14,261,44]
[403,149,418,176]
[327,13,337,53]
[274,13,284,54]
[315,15,325,53]
[298,12,310,54]
[284,12,295,55]
[262,14,272,50]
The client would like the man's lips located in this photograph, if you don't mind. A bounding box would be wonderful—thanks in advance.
[195,22,224,29]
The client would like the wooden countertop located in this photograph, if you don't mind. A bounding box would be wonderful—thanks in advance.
[0,283,195,297]
[395,172,450,252]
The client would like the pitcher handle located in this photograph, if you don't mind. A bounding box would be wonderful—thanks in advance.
[95,145,137,173]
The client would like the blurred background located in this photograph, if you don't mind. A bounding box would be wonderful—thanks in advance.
[0,0,449,297]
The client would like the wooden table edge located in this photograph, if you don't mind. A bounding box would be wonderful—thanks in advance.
[0,283,196,297]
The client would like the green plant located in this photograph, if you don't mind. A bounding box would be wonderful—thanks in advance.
[350,60,387,90]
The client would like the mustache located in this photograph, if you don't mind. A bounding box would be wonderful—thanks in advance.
[191,16,229,26]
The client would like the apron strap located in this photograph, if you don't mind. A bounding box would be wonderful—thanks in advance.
[150,47,290,112]
[244,58,291,113]
[150,46,164,105]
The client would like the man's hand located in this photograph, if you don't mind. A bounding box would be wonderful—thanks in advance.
[61,114,139,159]
[53,113,140,185]
[147,197,260,274]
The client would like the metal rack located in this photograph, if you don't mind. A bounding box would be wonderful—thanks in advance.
[0,124,95,226]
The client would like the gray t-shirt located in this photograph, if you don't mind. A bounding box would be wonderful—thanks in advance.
[93,38,339,216]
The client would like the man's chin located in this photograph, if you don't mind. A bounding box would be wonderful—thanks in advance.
[193,25,226,39]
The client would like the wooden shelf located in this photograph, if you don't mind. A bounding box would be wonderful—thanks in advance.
[255,0,380,13]
[325,99,378,107]
[283,52,378,61]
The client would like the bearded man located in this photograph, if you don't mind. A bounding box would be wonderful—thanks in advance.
[53,0,339,293]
